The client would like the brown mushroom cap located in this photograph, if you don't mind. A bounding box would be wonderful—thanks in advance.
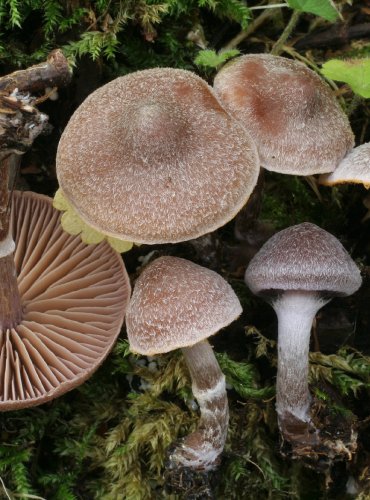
[126,256,242,355]
[245,222,361,297]
[56,68,259,244]
[319,143,370,188]
[0,191,130,410]
[213,54,354,175]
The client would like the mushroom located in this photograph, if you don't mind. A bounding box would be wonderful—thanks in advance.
[244,222,361,445]
[319,143,370,188]
[213,54,354,175]
[126,256,242,471]
[0,190,131,409]
[56,67,259,245]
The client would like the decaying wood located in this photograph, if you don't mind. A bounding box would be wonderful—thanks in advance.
[0,50,71,158]
[0,49,71,94]
[0,49,72,244]
[295,23,370,50]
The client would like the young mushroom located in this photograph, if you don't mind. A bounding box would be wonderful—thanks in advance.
[244,223,361,451]
[0,191,130,409]
[319,143,370,188]
[213,54,354,175]
[126,256,242,472]
[56,67,259,245]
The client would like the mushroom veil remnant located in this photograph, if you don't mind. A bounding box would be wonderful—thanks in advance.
[126,256,242,472]
[213,54,354,175]
[244,223,361,449]
[56,67,259,245]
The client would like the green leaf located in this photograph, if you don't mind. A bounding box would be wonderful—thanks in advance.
[321,58,370,98]
[194,49,240,69]
[287,0,340,21]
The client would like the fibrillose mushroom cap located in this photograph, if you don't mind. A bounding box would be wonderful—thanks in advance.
[319,143,370,188]
[126,256,242,355]
[57,68,259,245]
[213,54,354,175]
[245,222,362,298]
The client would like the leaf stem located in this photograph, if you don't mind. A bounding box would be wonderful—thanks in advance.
[222,7,275,51]
[250,3,288,10]
[271,9,300,55]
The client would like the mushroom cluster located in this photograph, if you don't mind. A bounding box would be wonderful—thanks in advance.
[50,53,365,485]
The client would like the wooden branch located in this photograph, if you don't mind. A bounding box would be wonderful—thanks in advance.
[0,50,72,158]
[295,23,370,50]
[0,49,71,94]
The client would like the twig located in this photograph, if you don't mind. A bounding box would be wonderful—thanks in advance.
[221,7,274,51]
[250,2,288,9]
[271,9,300,55]
[295,23,370,50]
[0,475,12,500]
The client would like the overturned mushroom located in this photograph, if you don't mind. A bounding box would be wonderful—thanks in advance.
[244,223,361,456]
[0,190,130,409]
[56,67,259,245]
[126,256,242,471]
[213,54,354,175]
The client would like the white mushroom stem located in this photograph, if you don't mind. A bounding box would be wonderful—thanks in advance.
[273,291,328,434]
[167,340,229,471]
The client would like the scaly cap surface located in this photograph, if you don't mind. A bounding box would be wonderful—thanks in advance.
[319,143,370,188]
[57,68,259,244]
[213,54,354,175]
[245,222,361,296]
[126,256,242,354]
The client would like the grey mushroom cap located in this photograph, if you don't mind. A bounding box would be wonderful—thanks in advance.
[319,142,370,188]
[213,54,354,175]
[126,256,242,355]
[245,222,362,297]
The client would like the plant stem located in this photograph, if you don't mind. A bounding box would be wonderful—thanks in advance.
[167,340,229,471]
[271,9,300,55]
[222,7,274,51]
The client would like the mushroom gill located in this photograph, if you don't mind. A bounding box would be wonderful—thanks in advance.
[0,190,130,410]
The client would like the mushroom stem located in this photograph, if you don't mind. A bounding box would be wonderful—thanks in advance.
[0,155,22,329]
[0,251,22,330]
[0,154,11,240]
[168,340,229,471]
[273,291,328,440]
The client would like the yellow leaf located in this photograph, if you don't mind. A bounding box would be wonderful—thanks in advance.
[107,236,134,253]
[60,210,83,235]
[53,188,70,211]
[54,189,135,253]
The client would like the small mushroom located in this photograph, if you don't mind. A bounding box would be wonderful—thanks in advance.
[213,54,354,175]
[244,223,361,448]
[126,256,242,471]
[0,190,130,409]
[319,143,370,188]
[56,67,259,244]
